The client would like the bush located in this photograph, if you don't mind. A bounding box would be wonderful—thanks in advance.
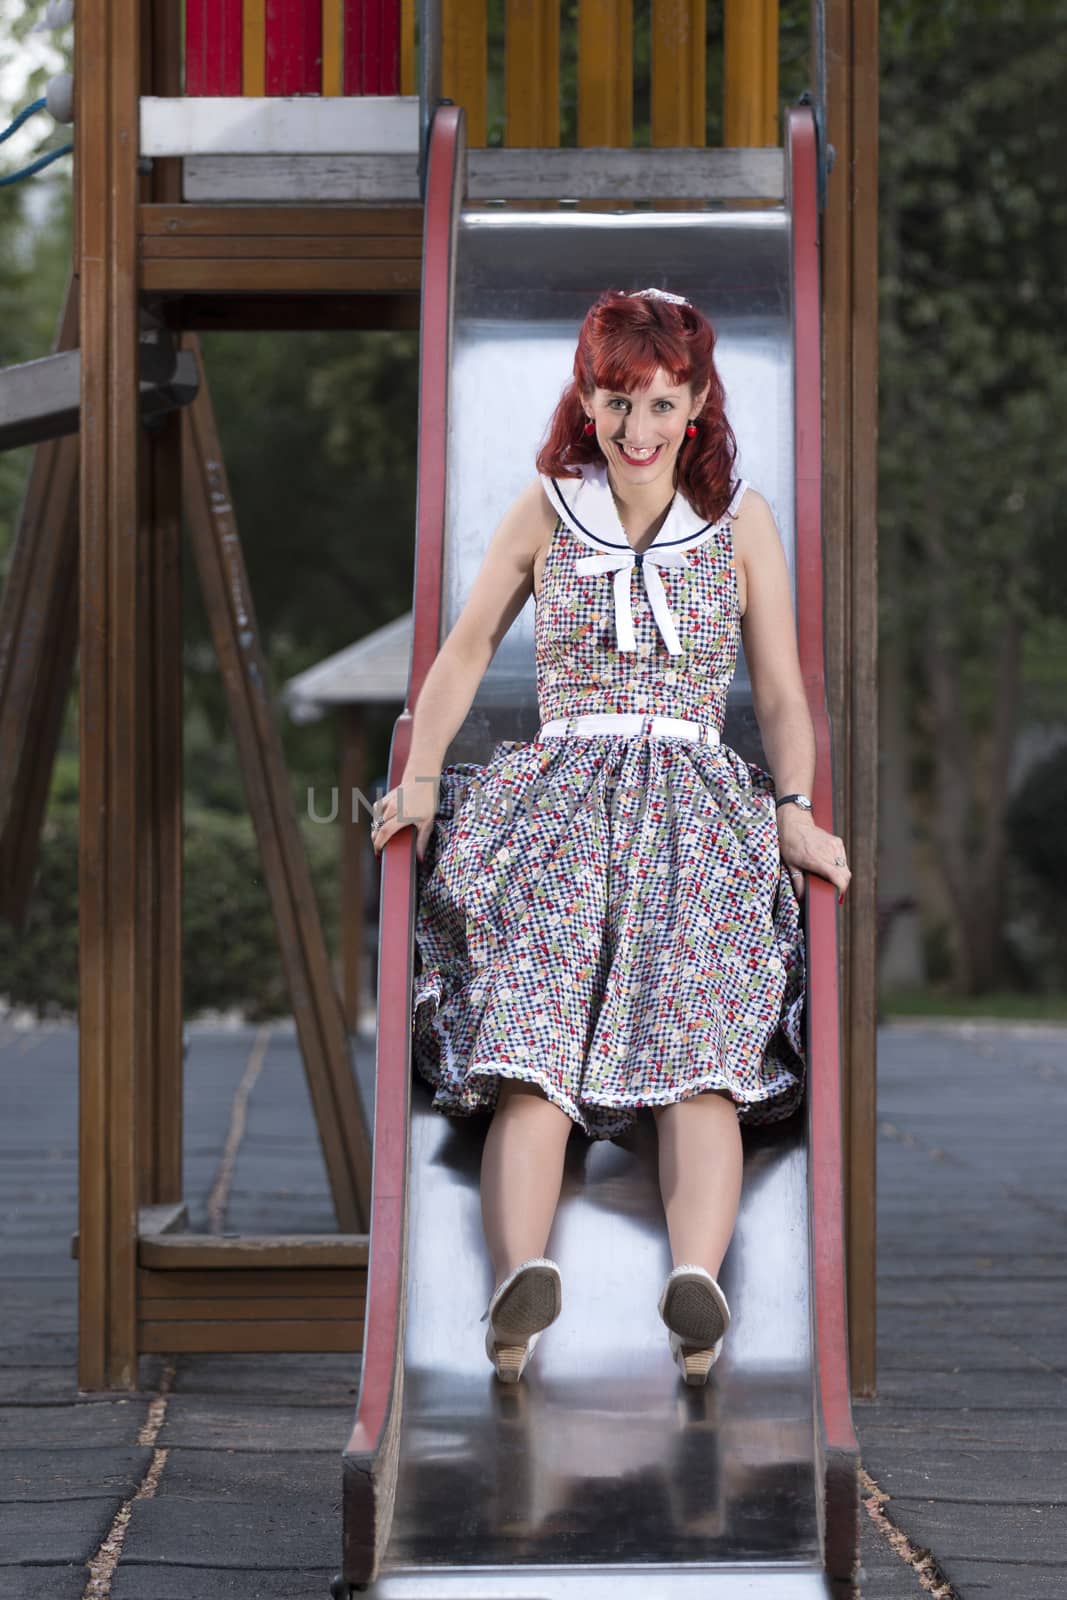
[1003,741,1067,992]
[0,806,79,1015]
[0,805,341,1020]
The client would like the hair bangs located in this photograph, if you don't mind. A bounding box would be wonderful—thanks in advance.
[590,330,693,398]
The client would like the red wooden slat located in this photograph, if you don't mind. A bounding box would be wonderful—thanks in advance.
[364,0,381,92]
[265,0,323,94]
[184,0,243,95]
[344,0,364,93]
[380,0,400,93]
[344,0,401,94]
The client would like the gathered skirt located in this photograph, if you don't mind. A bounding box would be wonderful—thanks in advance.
[411,733,806,1142]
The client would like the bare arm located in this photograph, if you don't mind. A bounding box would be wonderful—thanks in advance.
[401,477,555,783]
[372,478,555,857]
[736,489,851,901]
[736,489,815,801]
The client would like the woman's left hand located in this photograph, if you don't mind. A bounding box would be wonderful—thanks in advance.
[776,811,851,904]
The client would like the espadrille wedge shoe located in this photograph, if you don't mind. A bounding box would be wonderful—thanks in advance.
[480,1257,562,1382]
[658,1263,731,1386]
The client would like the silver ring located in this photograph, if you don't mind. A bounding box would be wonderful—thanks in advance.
[834,855,844,865]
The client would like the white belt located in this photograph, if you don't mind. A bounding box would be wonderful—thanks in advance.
[538,713,720,746]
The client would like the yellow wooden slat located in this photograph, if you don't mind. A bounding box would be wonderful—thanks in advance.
[650,0,705,147]
[443,0,487,146]
[401,0,416,95]
[723,0,779,147]
[323,0,343,95]
[761,0,779,145]
[577,0,632,147]
[505,0,560,147]
[243,0,266,97]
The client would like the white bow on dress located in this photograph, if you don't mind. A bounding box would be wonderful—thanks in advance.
[541,463,749,659]
[573,546,690,655]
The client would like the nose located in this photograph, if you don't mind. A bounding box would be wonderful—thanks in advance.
[618,418,662,444]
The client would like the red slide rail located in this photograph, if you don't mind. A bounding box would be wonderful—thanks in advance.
[339,103,465,1589]
[788,102,861,1597]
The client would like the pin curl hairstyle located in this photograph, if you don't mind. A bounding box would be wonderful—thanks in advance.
[535,288,738,523]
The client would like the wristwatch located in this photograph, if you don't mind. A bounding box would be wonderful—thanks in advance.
[775,793,813,813]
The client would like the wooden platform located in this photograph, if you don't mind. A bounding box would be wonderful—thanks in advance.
[141,203,423,332]
[139,205,424,298]
[2,1015,1064,1595]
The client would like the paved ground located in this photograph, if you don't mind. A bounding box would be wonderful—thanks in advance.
[0,1015,1064,1598]
[853,1021,1067,1598]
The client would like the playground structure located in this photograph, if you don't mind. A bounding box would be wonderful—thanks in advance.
[0,2,877,1594]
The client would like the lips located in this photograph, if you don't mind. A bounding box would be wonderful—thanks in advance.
[617,443,664,466]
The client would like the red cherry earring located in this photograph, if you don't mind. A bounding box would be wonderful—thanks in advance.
[685,420,698,438]
[583,419,596,437]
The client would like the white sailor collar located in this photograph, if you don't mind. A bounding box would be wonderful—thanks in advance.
[538,464,748,656]
[540,460,745,555]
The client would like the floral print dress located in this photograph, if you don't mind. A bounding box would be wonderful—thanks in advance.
[410,462,806,1141]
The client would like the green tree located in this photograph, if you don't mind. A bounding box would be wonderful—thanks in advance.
[879,0,1067,991]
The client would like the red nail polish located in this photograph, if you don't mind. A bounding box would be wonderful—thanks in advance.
[838,893,844,905]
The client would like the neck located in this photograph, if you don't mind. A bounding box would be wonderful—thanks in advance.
[606,466,678,542]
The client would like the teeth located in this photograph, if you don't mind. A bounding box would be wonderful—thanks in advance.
[623,446,657,459]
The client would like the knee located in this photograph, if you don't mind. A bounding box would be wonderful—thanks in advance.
[652,1088,736,1121]
[499,1078,545,1105]
[499,1081,575,1132]
[498,1078,568,1122]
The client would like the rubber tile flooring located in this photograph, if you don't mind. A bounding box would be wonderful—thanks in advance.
[0,1015,1064,1598]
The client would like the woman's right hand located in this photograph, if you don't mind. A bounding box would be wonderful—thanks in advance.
[371,773,440,862]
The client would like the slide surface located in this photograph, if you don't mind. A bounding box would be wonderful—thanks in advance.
[341,107,858,1599]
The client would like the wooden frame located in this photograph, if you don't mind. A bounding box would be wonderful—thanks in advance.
[179,145,785,206]
[77,0,143,1394]
[140,94,420,155]
[66,0,375,1391]
[139,0,186,1221]
[820,0,880,1399]
[139,203,424,296]
[46,0,875,1415]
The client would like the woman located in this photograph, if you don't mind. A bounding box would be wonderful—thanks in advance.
[371,288,851,1387]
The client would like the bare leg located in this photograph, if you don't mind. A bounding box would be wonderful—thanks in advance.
[653,1090,743,1279]
[480,1079,574,1283]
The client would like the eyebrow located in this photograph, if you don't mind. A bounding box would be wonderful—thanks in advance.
[605,389,683,400]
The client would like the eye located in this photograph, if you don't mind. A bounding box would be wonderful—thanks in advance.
[608,398,629,410]
[654,401,675,411]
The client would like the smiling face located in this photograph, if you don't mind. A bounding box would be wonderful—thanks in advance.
[583,366,711,491]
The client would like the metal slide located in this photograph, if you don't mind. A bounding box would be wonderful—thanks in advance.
[338,106,858,1599]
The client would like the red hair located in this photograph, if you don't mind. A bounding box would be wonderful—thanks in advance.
[535,289,738,523]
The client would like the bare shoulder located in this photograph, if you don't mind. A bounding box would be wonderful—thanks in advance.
[731,485,778,541]
[730,487,782,616]
[495,476,558,552]
[487,478,559,601]
[444,479,558,665]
